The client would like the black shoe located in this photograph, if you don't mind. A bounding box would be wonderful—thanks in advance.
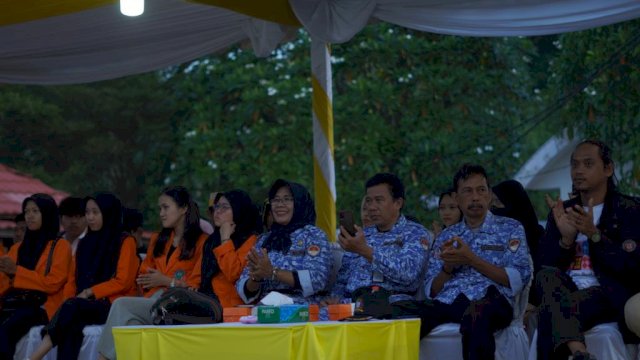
[571,351,598,360]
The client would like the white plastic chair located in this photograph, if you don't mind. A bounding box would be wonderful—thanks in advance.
[14,325,103,360]
[419,281,531,360]
[528,322,638,360]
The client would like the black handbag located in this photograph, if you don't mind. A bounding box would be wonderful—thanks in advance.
[150,287,223,325]
[351,285,393,319]
[0,289,47,310]
[0,238,58,310]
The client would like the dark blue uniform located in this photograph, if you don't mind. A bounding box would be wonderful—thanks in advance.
[237,225,332,305]
[332,215,430,303]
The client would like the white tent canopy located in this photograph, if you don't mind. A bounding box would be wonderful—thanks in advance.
[2,0,640,84]
[290,0,640,42]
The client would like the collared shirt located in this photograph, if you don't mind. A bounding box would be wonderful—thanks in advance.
[64,228,87,255]
[425,212,532,306]
[333,215,430,303]
[237,225,332,304]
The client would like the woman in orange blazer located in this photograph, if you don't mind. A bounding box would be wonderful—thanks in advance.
[97,186,206,360]
[194,190,261,308]
[0,194,72,360]
[29,192,140,360]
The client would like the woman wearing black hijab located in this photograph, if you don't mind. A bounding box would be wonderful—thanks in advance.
[491,179,544,323]
[237,179,332,305]
[0,194,72,360]
[198,190,261,308]
[29,192,140,360]
[491,179,544,269]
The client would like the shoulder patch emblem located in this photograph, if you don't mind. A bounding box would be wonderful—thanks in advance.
[421,238,430,251]
[622,239,637,253]
[508,239,520,253]
[307,244,321,257]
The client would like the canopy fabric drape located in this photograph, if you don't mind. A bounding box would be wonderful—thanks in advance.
[0,0,292,84]
[2,0,640,84]
[288,0,640,43]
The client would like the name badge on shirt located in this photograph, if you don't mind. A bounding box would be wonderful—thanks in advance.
[372,271,384,282]
[480,244,505,252]
[288,249,305,256]
[383,236,403,247]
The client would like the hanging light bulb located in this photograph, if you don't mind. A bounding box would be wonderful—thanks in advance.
[120,0,144,16]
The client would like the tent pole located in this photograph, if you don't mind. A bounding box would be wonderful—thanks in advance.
[310,39,336,241]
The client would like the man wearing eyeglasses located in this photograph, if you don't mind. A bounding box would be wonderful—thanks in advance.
[331,173,430,313]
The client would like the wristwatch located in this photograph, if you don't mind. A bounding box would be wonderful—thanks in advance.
[590,230,601,243]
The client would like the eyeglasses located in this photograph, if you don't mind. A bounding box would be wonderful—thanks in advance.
[213,204,231,212]
[270,197,294,205]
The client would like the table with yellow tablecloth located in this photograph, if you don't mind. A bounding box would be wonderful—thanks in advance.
[113,319,420,360]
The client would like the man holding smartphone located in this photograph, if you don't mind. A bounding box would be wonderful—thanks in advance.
[331,173,430,310]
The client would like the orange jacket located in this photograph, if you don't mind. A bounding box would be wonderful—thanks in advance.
[0,246,6,294]
[7,239,72,319]
[191,234,257,308]
[64,236,140,303]
[140,232,206,297]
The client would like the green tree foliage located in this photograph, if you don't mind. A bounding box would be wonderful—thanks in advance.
[0,74,177,224]
[166,24,547,223]
[543,19,640,193]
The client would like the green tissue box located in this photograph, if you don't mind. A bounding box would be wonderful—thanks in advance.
[256,305,309,323]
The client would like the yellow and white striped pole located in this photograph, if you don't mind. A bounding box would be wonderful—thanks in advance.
[311,39,336,241]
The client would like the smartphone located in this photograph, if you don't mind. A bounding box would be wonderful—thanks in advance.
[339,210,356,236]
[339,315,373,322]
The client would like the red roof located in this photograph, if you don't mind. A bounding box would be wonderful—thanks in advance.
[0,164,68,229]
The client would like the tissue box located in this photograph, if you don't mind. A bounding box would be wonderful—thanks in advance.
[223,307,253,323]
[256,305,309,323]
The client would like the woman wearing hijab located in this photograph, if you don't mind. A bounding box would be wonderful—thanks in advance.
[0,194,72,360]
[29,192,140,360]
[237,179,332,305]
[97,186,206,360]
[491,179,543,335]
[491,179,544,270]
[194,190,261,308]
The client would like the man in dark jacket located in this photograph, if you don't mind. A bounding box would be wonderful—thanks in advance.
[536,139,640,360]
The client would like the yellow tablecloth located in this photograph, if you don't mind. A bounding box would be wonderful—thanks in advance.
[113,319,420,360]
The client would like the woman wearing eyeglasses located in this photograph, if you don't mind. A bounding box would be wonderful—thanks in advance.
[237,179,332,305]
[193,190,261,308]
